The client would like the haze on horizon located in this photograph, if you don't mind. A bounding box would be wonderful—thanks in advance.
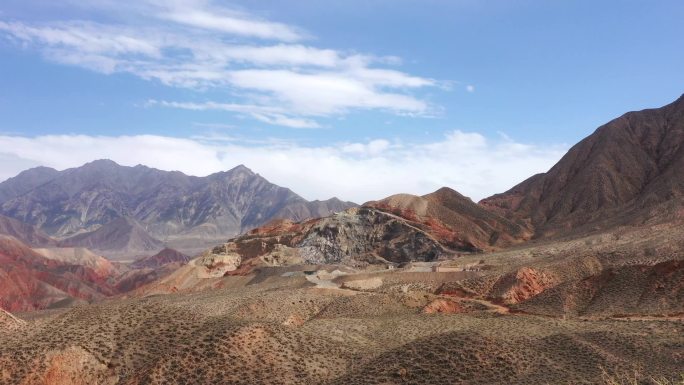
[0,0,682,202]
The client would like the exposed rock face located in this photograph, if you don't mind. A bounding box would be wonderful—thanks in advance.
[134,205,463,294]
[298,208,447,265]
[141,186,532,289]
[230,206,454,268]
[490,267,558,304]
[481,94,684,238]
[0,235,116,312]
[422,298,463,314]
[195,244,242,278]
[0,161,356,256]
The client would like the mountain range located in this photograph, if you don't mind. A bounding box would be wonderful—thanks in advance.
[0,162,355,258]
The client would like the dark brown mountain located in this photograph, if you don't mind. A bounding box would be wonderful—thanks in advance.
[481,94,684,238]
[0,214,55,247]
[0,235,117,312]
[0,161,356,256]
[131,247,190,269]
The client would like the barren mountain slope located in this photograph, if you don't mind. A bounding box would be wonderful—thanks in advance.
[33,247,119,279]
[482,94,684,237]
[59,217,164,257]
[0,214,55,247]
[366,187,532,250]
[0,235,117,312]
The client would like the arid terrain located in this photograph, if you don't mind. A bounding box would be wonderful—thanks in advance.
[1,223,682,385]
[1,97,684,384]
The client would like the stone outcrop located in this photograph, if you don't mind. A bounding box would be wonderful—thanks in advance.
[195,244,242,278]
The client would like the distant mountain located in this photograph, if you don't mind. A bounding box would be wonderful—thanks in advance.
[59,217,165,257]
[0,214,55,247]
[131,247,190,269]
[0,161,356,256]
[0,166,59,203]
[481,94,684,238]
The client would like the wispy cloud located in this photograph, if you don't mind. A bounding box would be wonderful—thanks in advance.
[0,0,442,128]
[147,99,321,128]
[0,133,568,203]
[159,7,304,42]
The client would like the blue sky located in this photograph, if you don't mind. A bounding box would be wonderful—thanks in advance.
[0,0,683,202]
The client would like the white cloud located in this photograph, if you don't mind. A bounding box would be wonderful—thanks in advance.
[147,99,320,128]
[156,2,304,42]
[0,133,567,203]
[0,1,440,127]
[466,85,475,93]
[0,21,161,57]
[250,113,321,129]
[225,69,432,116]
[341,139,391,155]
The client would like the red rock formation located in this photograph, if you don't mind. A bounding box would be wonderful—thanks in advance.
[365,187,532,251]
[490,267,558,304]
[0,235,116,312]
[422,298,463,314]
